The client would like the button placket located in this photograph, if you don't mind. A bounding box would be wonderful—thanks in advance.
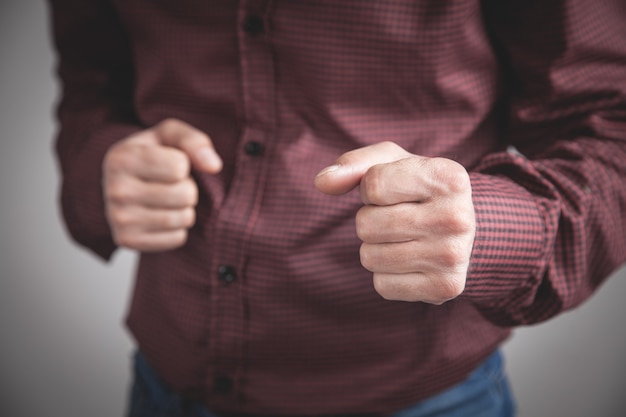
[206,0,276,403]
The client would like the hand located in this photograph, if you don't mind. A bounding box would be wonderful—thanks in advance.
[103,118,223,252]
[315,142,475,304]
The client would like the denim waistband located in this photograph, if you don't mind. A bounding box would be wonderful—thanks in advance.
[128,350,513,417]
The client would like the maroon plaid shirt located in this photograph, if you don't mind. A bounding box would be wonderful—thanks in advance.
[49,0,626,415]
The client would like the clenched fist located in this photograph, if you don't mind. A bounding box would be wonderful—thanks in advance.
[103,118,223,252]
[315,141,475,305]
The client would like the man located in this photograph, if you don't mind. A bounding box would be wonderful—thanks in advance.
[48,0,626,416]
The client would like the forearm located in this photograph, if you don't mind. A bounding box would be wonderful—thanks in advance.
[458,0,626,325]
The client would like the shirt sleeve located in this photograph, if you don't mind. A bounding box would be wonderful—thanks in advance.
[463,0,626,325]
[48,0,141,260]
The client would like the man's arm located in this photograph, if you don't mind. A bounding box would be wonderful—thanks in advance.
[317,0,626,326]
[48,0,140,259]
[315,142,475,306]
[465,0,626,325]
[48,1,224,258]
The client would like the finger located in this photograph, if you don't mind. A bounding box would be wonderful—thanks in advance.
[359,238,471,275]
[118,144,192,183]
[115,229,190,252]
[138,178,198,209]
[108,205,196,233]
[356,203,425,244]
[153,118,223,173]
[372,271,465,304]
[361,241,426,274]
[360,156,470,206]
[314,141,412,195]
[106,176,198,209]
[355,199,474,244]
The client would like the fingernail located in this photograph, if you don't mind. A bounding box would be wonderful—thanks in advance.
[197,148,222,171]
[316,164,341,178]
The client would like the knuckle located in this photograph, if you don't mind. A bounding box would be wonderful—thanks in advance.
[161,210,180,229]
[372,275,394,300]
[169,154,191,181]
[423,274,465,305]
[104,148,128,173]
[161,208,194,230]
[114,231,139,249]
[438,238,468,269]
[377,141,407,157]
[430,274,465,304]
[361,166,386,204]
[169,229,189,248]
[181,207,196,228]
[180,179,199,206]
[105,141,145,173]
[447,210,475,235]
[109,208,134,229]
[359,244,376,272]
[372,273,413,302]
[157,117,180,133]
[430,158,470,194]
[355,208,372,242]
[431,200,475,236]
[105,180,133,204]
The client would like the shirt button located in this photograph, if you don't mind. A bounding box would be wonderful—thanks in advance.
[243,15,264,35]
[217,265,237,283]
[244,141,264,156]
[213,375,233,395]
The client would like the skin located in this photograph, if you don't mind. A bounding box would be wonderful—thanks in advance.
[103,118,223,252]
[103,118,475,304]
[314,142,475,305]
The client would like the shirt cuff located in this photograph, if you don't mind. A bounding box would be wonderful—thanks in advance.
[462,149,552,309]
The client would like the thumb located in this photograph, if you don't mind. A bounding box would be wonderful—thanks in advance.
[153,118,223,174]
[314,141,411,195]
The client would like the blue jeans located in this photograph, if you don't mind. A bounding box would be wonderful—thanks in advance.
[127,351,515,417]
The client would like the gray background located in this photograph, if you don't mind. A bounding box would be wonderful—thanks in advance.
[1,2,625,416]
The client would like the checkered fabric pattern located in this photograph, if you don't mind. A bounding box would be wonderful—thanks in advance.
[49,0,626,415]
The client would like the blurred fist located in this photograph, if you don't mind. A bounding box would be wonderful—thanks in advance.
[103,118,222,251]
[315,141,475,304]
